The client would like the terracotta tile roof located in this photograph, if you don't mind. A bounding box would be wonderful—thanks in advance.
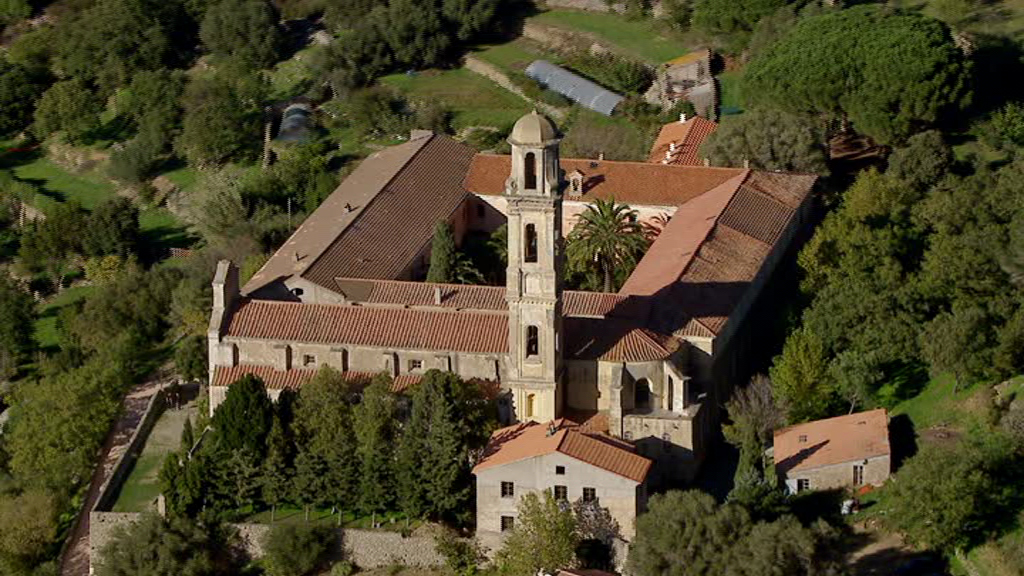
[473,420,651,483]
[647,117,718,166]
[211,364,423,393]
[619,170,749,297]
[774,409,890,475]
[244,133,476,295]
[624,170,816,338]
[465,154,746,207]
[224,299,508,354]
[332,277,637,318]
[565,318,679,362]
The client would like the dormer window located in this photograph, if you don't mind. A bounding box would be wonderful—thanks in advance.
[525,152,537,190]
[568,170,584,197]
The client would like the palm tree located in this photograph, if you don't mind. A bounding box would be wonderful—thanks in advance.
[566,198,648,293]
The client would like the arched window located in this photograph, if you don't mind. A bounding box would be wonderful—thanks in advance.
[525,224,538,263]
[524,152,537,190]
[526,326,539,357]
[526,394,535,418]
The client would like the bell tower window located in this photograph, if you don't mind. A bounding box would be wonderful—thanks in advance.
[525,224,538,263]
[525,152,537,190]
[526,326,539,357]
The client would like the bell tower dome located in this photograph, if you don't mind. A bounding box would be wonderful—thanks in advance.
[504,111,564,423]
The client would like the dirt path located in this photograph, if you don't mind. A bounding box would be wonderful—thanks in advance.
[58,369,173,576]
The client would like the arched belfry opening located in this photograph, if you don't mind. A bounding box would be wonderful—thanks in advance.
[525,152,537,190]
[635,378,652,412]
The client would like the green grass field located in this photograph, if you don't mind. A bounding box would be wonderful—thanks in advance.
[113,405,195,512]
[473,40,547,73]
[381,68,531,129]
[12,158,115,211]
[33,285,96,350]
[529,10,686,63]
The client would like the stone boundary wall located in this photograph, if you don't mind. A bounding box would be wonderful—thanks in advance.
[90,514,446,572]
[93,390,167,512]
[462,56,566,120]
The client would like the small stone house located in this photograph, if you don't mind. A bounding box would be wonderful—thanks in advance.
[773,408,892,494]
[472,419,650,541]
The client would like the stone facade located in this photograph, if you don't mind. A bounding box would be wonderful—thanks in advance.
[780,454,891,494]
[475,453,646,540]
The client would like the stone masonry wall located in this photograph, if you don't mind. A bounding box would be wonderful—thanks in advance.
[90,513,445,572]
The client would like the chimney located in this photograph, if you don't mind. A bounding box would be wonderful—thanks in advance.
[546,422,557,437]
[679,112,687,123]
[598,152,605,161]
[669,142,677,153]
[743,158,750,169]
[703,158,710,167]
[664,150,672,161]
[433,286,442,305]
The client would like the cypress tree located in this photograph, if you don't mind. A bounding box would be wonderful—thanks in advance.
[211,374,273,454]
[261,415,294,522]
[426,221,457,283]
[180,417,195,453]
[354,374,396,515]
[294,366,357,513]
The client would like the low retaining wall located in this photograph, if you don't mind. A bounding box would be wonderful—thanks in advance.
[93,390,166,512]
[90,513,446,571]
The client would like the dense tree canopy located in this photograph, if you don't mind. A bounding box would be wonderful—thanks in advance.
[0,276,34,382]
[699,109,828,173]
[744,5,971,144]
[33,78,104,143]
[627,491,843,576]
[0,59,47,137]
[200,0,282,69]
[692,0,790,49]
[95,513,240,576]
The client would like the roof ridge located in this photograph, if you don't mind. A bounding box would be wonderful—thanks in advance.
[299,134,437,281]
[472,152,746,172]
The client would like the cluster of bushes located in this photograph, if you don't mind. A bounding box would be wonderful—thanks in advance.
[162,368,497,526]
[563,51,654,96]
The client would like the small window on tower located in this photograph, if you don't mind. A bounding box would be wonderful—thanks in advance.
[526,326,539,357]
[525,224,538,263]
[525,152,537,190]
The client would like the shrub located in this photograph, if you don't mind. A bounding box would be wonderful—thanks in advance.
[435,529,483,576]
[331,560,356,576]
[262,523,337,576]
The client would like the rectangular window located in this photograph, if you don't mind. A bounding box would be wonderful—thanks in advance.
[501,481,514,498]
[526,326,539,357]
[582,487,596,502]
[501,516,515,532]
[303,354,316,367]
[408,359,423,372]
[554,485,568,501]
[796,478,810,492]
[853,465,864,486]
[555,465,565,475]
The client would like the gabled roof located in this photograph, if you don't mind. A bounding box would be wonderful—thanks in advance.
[244,133,476,295]
[331,277,639,318]
[223,297,679,363]
[774,409,891,475]
[225,299,508,354]
[622,170,817,338]
[473,420,651,483]
[525,60,624,116]
[647,116,718,166]
[465,155,746,207]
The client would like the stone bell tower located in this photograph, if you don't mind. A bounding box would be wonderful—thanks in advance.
[504,110,564,423]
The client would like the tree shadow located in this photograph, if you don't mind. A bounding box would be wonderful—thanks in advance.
[850,547,948,576]
[888,413,917,473]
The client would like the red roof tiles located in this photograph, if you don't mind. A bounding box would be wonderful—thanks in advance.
[647,117,718,166]
[225,299,508,354]
[465,154,746,207]
[473,420,651,483]
[774,409,890,475]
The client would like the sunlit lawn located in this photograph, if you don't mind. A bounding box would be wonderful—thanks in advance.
[381,68,531,130]
[529,9,686,63]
